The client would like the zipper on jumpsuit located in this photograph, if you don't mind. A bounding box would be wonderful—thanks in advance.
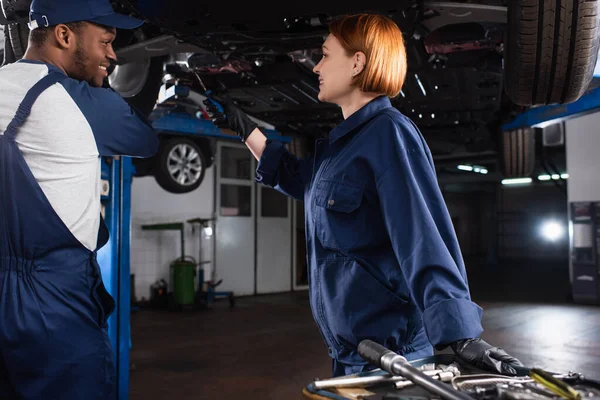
[309,138,337,356]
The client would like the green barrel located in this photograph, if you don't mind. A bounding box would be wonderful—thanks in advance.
[171,260,196,305]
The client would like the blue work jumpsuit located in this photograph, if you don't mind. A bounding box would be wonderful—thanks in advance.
[0,72,157,398]
[255,95,484,376]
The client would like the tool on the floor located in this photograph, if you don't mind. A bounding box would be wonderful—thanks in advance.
[529,368,581,400]
[358,340,474,400]
[451,371,599,400]
[395,368,457,389]
[314,368,458,390]
[451,373,536,392]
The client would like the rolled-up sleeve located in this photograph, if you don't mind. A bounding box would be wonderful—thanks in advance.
[376,135,483,348]
[255,139,313,201]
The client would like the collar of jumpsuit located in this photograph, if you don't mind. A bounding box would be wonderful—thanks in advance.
[328,95,392,144]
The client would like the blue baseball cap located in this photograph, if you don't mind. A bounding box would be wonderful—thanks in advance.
[28,0,144,31]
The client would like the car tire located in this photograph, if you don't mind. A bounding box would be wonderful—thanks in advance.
[504,0,600,106]
[501,128,536,178]
[2,24,16,65]
[154,137,207,194]
[7,22,28,61]
[0,27,5,66]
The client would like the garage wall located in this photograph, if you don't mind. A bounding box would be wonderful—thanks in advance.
[496,184,568,261]
[444,191,489,261]
[130,167,215,301]
[443,183,568,266]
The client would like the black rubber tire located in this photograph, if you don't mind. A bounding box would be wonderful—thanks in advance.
[2,25,16,66]
[0,25,4,65]
[153,138,207,194]
[505,0,600,106]
[501,128,536,178]
[1,0,32,23]
[7,22,28,60]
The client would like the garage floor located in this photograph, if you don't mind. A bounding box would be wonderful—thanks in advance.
[129,262,600,400]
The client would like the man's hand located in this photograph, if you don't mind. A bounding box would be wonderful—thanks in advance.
[451,338,524,375]
[204,96,258,142]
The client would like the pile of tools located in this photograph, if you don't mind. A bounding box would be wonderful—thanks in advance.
[305,340,600,400]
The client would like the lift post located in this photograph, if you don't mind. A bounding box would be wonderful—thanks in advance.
[97,155,135,400]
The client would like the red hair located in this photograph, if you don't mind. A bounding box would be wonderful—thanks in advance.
[328,13,407,98]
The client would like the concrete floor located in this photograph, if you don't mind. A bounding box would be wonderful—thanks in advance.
[129,264,600,400]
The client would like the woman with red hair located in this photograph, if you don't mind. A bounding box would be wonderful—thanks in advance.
[218,13,522,377]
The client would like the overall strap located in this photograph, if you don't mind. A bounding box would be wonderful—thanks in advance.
[4,72,67,139]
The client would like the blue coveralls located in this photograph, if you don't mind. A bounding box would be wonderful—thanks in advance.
[0,73,138,399]
[256,95,484,377]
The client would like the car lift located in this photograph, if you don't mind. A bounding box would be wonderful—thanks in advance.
[502,85,600,130]
[97,155,135,400]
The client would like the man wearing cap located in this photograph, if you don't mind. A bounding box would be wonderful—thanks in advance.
[0,0,158,398]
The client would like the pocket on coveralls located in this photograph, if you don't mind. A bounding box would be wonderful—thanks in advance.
[314,180,366,250]
[321,257,412,352]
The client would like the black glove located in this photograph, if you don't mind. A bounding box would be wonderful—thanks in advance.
[451,338,524,376]
[204,96,258,142]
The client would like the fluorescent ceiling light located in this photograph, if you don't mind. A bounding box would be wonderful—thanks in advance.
[458,164,488,174]
[502,177,532,185]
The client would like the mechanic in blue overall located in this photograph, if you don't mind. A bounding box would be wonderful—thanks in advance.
[215,13,524,377]
[0,0,158,398]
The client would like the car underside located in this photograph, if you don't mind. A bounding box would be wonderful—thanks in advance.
[2,0,599,186]
[109,1,512,161]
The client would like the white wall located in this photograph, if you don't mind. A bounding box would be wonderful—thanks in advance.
[130,167,215,301]
[566,112,600,202]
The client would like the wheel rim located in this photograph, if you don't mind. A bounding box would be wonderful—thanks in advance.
[167,143,203,186]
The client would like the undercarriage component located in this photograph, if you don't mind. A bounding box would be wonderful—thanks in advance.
[108,59,151,98]
[283,14,328,31]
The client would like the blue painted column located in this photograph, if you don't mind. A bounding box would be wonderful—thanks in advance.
[97,156,133,400]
